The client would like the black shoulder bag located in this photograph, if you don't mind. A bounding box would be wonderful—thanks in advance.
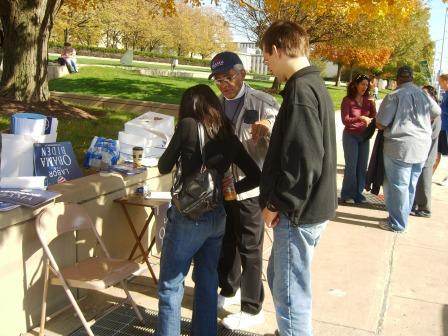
[171,122,222,219]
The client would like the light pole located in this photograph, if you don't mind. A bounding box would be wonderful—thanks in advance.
[439,6,448,76]
[435,5,448,97]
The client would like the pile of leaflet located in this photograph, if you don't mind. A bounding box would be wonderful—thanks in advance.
[0,113,59,210]
[118,111,174,166]
[1,113,57,179]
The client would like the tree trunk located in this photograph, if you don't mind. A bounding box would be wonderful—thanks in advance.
[335,63,343,86]
[64,28,69,43]
[0,0,62,102]
[271,77,281,92]
[349,65,354,82]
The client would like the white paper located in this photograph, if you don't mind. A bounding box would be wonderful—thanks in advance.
[124,111,174,145]
[0,176,47,190]
[146,191,171,200]
[118,131,148,148]
[119,142,166,156]
[14,118,46,136]
[0,133,57,177]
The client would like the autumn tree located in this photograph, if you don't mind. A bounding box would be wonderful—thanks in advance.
[0,0,206,102]
[52,3,103,46]
[193,8,234,59]
[380,4,433,79]
[315,44,392,85]
[225,0,423,90]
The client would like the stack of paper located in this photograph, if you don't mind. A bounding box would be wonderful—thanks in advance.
[118,111,174,164]
[10,113,58,136]
[1,113,58,181]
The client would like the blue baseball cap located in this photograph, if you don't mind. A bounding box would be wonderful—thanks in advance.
[396,65,413,78]
[209,51,244,79]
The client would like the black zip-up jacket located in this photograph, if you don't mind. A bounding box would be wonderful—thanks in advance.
[260,66,338,225]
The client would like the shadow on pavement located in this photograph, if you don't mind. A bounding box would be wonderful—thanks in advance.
[333,211,383,229]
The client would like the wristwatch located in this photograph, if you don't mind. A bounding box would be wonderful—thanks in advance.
[266,201,277,212]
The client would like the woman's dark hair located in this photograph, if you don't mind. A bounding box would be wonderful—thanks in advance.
[422,85,439,104]
[179,84,232,138]
[347,74,370,98]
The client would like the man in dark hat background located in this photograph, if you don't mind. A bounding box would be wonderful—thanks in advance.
[209,51,279,330]
[376,65,441,232]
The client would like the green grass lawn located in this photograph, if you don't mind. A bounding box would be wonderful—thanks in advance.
[0,106,139,172]
[0,66,389,170]
[49,66,356,107]
[49,54,211,72]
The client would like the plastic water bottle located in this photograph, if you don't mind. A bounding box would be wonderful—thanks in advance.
[223,170,237,201]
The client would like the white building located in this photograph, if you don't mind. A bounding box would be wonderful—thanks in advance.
[235,42,269,75]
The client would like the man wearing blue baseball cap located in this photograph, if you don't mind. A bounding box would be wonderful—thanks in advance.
[210,51,279,331]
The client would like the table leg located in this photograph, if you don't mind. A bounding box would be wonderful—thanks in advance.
[129,211,154,260]
[120,203,158,284]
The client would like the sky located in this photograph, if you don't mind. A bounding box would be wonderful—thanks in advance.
[429,0,447,74]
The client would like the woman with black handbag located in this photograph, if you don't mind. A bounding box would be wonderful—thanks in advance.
[156,84,261,336]
[340,74,377,204]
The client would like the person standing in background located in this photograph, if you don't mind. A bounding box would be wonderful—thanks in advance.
[376,66,441,232]
[433,71,448,185]
[340,74,377,204]
[412,85,441,217]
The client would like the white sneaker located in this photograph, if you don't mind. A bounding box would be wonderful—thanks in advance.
[221,310,265,331]
[217,289,241,309]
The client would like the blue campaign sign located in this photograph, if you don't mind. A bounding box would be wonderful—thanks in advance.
[33,142,83,185]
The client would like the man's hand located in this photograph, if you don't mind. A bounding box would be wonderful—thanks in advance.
[251,119,271,144]
[262,207,279,228]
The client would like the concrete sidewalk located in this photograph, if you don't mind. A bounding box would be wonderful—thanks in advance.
[28,110,448,336]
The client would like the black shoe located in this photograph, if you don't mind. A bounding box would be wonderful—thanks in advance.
[416,210,431,218]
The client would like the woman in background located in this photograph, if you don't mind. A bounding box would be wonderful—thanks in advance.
[433,72,448,185]
[412,85,441,217]
[340,74,377,204]
[156,84,260,336]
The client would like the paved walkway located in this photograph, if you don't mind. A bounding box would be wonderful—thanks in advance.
[29,104,448,336]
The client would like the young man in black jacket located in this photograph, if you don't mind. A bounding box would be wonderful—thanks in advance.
[260,21,337,336]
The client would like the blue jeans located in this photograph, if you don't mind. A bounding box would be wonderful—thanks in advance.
[341,131,370,202]
[267,214,328,336]
[156,204,226,336]
[383,154,424,231]
[66,58,78,72]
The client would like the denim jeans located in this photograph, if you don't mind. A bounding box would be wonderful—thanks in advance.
[66,58,78,72]
[341,131,370,202]
[267,213,328,336]
[383,154,424,231]
[156,204,226,336]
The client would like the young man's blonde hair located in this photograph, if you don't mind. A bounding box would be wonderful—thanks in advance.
[261,21,310,58]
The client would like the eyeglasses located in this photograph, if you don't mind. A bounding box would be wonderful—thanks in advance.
[213,73,239,86]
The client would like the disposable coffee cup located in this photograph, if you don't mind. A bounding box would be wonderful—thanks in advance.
[132,146,143,168]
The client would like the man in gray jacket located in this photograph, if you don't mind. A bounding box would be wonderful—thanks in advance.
[209,51,279,330]
[376,65,441,232]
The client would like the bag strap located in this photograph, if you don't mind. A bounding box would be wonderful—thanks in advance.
[197,122,206,164]
[173,121,205,187]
